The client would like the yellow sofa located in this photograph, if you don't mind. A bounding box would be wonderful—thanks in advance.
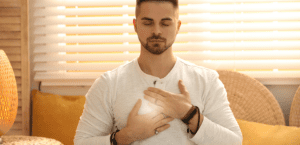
[31,89,300,145]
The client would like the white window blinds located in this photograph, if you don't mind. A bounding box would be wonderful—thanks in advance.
[33,0,300,87]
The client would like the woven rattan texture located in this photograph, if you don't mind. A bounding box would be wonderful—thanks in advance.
[1,135,63,145]
[217,70,285,125]
[0,50,18,136]
[289,86,300,127]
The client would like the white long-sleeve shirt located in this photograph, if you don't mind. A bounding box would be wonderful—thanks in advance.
[74,56,243,145]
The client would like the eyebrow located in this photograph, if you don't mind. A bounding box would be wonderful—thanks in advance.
[141,17,173,21]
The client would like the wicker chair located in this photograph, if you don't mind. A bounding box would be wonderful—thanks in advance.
[217,70,286,126]
[289,86,300,127]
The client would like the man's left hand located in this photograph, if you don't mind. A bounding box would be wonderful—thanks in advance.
[143,80,193,119]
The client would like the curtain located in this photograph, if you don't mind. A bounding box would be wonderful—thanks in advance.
[33,0,300,86]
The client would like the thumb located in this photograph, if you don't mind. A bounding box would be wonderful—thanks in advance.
[130,99,142,116]
[178,80,187,95]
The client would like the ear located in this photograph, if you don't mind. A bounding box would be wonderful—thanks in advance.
[177,20,181,34]
[133,19,137,33]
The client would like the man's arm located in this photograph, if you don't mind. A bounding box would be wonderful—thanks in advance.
[188,71,243,145]
[115,127,135,144]
[74,75,114,145]
[187,108,204,134]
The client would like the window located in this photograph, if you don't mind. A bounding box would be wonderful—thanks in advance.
[33,0,300,87]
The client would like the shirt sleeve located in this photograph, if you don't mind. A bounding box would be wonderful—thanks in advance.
[74,74,114,145]
[189,70,243,145]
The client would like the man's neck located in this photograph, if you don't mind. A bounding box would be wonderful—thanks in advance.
[137,48,177,79]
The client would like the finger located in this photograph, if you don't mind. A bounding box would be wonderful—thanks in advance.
[152,113,166,124]
[129,99,142,116]
[144,95,165,107]
[154,117,174,128]
[144,90,166,102]
[147,87,172,98]
[148,102,164,112]
[142,110,160,119]
[154,124,171,134]
[178,80,188,95]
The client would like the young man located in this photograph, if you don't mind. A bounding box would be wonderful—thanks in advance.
[74,0,243,144]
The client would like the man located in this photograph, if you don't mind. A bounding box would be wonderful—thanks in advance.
[74,0,243,144]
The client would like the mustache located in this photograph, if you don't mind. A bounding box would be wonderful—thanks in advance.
[148,37,166,41]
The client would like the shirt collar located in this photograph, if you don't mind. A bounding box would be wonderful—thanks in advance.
[134,56,180,86]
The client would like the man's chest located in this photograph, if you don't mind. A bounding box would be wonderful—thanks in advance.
[111,80,205,130]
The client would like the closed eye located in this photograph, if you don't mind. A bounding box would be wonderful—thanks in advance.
[143,23,169,26]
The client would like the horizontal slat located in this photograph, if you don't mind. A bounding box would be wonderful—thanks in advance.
[17,106,21,115]
[14,69,21,77]
[34,3,300,16]
[33,60,300,71]
[34,0,300,7]
[0,0,21,8]
[10,122,22,130]
[241,71,300,79]
[0,47,21,54]
[0,40,21,46]
[34,41,300,52]
[34,22,300,34]
[0,24,21,31]
[34,72,104,81]
[16,77,21,84]
[0,17,20,24]
[40,78,300,86]
[34,32,300,44]
[7,54,21,61]
[5,129,23,136]
[18,98,21,108]
[33,51,300,62]
[34,13,300,25]
[42,80,95,86]
[17,84,21,92]
[258,78,300,85]
[13,114,22,122]
[197,60,300,70]
[0,8,20,16]
[0,32,21,39]
[38,86,90,96]
[11,62,22,69]
[34,62,125,71]
[34,71,300,84]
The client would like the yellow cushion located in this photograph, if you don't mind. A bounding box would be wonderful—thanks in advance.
[31,89,300,145]
[31,89,86,145]
[237,119,300,145]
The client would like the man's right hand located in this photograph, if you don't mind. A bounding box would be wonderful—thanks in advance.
[117,99,174,144]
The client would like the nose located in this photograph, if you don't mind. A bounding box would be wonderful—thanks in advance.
[153,23,162,36]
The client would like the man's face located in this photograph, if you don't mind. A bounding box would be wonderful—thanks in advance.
[134,2,180,55]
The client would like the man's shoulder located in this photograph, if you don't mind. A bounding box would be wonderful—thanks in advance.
[98,59,136,81]
[177,57,218,77]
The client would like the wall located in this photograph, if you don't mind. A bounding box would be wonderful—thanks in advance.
[28,0,299,127]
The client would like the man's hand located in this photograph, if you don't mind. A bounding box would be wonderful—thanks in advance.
[143,80,193,119]
[122,99,174,143]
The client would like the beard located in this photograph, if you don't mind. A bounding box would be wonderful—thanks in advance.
[138,36,174,55]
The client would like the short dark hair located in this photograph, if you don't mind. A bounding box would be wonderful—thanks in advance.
[135,0,179,19]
